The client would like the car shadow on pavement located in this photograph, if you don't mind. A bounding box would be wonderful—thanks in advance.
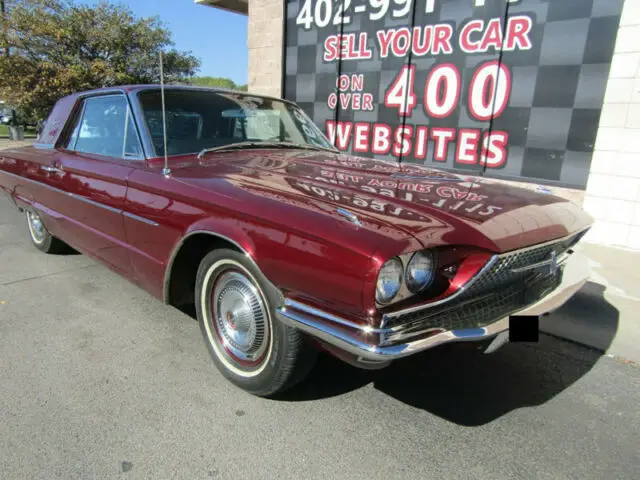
[278,283,619,426]
[56,245,81,255]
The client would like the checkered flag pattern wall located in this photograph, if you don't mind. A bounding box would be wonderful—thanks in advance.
[283,0,623,189]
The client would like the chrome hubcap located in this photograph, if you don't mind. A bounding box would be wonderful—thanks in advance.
[27,211,46,243]
[212,271,268,364]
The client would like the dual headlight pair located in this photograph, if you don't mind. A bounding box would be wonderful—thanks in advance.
[375,251,436,304]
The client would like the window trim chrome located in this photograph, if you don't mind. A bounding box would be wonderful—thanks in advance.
[65,93,145,161]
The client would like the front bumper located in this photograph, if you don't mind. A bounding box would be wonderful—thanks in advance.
[276,251,591,362]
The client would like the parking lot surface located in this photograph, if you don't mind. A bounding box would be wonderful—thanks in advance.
[1,199,639,479]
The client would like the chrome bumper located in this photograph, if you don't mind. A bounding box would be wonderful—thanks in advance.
[276,252,591,362]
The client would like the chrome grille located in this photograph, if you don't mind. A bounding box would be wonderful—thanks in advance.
[381,270,561,345]
[464,241,560,297]
[380,233,582,345]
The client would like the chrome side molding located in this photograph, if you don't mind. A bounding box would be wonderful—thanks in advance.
[0,168,158,226]
[123,211,159,227]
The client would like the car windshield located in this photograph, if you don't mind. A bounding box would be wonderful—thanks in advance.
[137,89,335,157]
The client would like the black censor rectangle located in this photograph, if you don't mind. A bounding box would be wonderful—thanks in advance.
[509,315,540,342]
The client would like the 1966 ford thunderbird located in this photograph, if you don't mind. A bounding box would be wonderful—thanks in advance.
[0,86,593,396]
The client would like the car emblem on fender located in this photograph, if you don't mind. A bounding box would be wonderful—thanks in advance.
[549,250,559,276]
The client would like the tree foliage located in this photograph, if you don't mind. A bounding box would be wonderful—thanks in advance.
[0,0,201,122]
[188,76,248,91]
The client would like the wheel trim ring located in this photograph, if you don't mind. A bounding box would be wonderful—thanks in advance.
[210,269,269,367]
[26,210,46,244]
[201,259,274,378]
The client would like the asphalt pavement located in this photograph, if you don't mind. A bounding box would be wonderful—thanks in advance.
[0,197,639,480]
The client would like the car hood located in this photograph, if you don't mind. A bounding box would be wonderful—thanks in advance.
[169,149,593,253]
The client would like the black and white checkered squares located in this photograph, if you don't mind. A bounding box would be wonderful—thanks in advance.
[283,0,624,189]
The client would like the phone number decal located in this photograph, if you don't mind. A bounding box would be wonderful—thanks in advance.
[295,0,515,29]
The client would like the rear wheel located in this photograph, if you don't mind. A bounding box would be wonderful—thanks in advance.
[25,210,67,254]
[196,248,316,396]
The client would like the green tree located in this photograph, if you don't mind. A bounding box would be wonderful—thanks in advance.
[0,0,201,122]
[188,76,245,91]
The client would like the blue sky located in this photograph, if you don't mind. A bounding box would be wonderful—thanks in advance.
[84,0,249,84]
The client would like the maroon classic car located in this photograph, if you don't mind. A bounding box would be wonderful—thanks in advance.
[0,86,593,396]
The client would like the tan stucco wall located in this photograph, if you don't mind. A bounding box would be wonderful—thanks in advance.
[247,0,283,98]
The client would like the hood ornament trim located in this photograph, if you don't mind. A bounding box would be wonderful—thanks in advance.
[336,208,362,227]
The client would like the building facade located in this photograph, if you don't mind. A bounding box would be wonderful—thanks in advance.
[198,0,640,251]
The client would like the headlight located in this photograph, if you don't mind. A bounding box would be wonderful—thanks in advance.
[405,251,435,293]
[376,257,403,304]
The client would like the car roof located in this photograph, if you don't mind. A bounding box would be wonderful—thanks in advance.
[68,84,296,106]
[36,84,299,149]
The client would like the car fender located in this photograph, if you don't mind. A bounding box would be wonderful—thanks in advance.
[162,216,259,302]
[182,216,258,259]
[166,215,374,318]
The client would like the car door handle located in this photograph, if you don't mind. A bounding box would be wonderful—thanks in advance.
[41,165,62,174]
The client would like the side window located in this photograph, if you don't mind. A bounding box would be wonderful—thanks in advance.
[68,95,142,158]
[65,103,85,150]
[123,111,142,158]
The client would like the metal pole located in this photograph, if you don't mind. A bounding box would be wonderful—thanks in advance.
[159,51,171,177]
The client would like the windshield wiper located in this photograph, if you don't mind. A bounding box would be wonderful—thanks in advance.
[284,143,340,154]
[198,142,270,159]
[197,141,338,159]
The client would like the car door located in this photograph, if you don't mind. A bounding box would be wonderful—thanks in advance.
[8,145,69,240]
[54,93,143,275]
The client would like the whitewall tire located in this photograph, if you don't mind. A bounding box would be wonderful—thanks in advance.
[25,209,67,254]
[195,248,316,396]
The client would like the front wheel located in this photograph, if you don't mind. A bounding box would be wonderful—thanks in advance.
[195,248,316,396]
[25,209,68,254]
